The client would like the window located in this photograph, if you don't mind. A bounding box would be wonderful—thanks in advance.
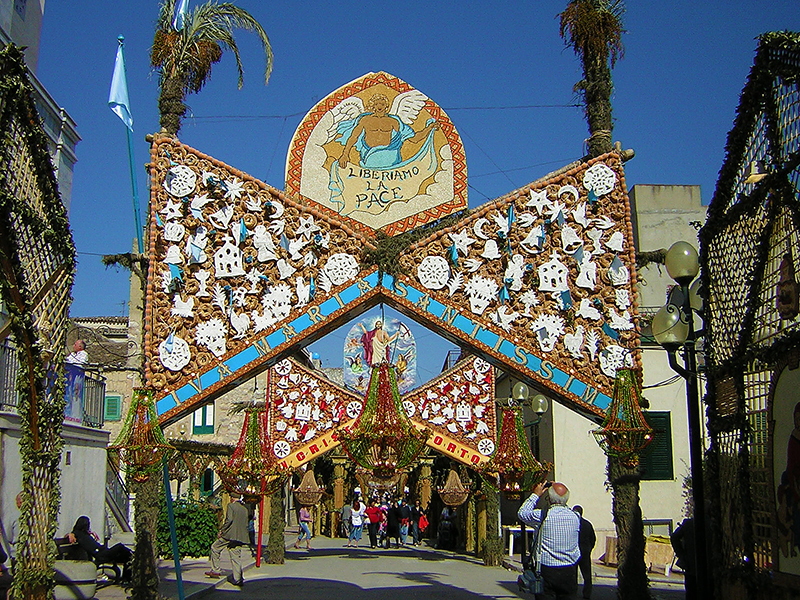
[193,403,214,435]
[104,394,123,421]
[640,411,674,480]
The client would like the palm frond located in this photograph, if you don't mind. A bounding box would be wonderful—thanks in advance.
[558,0,625,66]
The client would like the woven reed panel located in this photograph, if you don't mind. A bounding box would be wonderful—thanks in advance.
[705,200,768,366]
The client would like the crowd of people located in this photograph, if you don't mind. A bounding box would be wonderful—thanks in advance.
[339,491,430,549]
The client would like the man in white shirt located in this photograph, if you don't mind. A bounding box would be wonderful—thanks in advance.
[518,481,581,599]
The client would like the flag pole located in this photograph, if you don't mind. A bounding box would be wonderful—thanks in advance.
[126,118,143,254]
[111,36,143,254]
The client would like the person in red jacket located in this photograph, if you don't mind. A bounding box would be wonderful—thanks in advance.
[365,498,382,549]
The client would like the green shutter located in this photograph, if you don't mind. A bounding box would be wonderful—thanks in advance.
[640,411,674,481]
[104,394,123,421]
[193,404,214,435]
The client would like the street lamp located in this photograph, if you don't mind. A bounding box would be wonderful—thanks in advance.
[652,241,711,599]
[507,382,549,566]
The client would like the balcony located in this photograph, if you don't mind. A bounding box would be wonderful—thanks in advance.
[0,339,106,427]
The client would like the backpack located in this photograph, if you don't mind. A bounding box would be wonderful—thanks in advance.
[517,506,549,595]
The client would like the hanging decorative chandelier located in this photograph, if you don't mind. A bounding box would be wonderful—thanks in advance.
[480,403,550,499]
[108,388,174,483]
[438,469,470,507]
[293,469,325,506]
[338,363,430,480]
[592,368,654,467]
[220,399,288,497]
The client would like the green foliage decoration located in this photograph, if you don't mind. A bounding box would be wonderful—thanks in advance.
[0,44,76,599]
[157,499,222,558]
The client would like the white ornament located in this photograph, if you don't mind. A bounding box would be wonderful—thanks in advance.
[464,275,499,315]
[557,185,580,204]
[322,253,359,286]
[531,314,565,352]
[230,311,251,339]
[481,240,502,260]
[575,256,598,290]
[208,205,235,230]
[273,441,291,459]
[446,272,464,296]
[163,165,196,198]
[449,229,476,255]
[491,306,519,332]
[473,218,490,240]
[615,289,631,310]
[586,330,600,361]
[586,228,604,254]
[190,193,213,216]
[575,299,602,321]
[158,335,191,371]
[477,438,495,456]
[572,203,590,228]
[583,163,617,196]
[504,255,527,291]
[548,199,567,222]
[592,216,615,230]
[223,178,245,200]
[418,256,451,290]
[194,270,211,297]
[606,231,625,253]
[520,289,540,314]
[274,360,292,375]
[607,308,634,331]
[295,277,311,307]
[164,221,185,242]
[253,225,278,262]
[346,401,363,420]
[262,283,293,322]
[403,400,415,417]
[276,258,297,280]
[196,318,227,357]
[213,236,246,277]
[526,189,551,215]
[561,225,583,254]
[564,325,585,359]
[160,199,183,221]
[172,296,194,317]
[288,237,308,261]
[538,252,569,293]
[609,263,630,286]
[463,258,483,272]
[520,226,545,255]
[164,245,183,264]
[599,345,633,378]
[295,215,321,240]
[245,197,262,212]
[492,211,509,237]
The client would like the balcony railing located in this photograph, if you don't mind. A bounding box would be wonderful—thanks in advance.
[0,339,20,409]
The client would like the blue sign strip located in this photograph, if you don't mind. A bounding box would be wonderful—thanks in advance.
[156,271,611,418]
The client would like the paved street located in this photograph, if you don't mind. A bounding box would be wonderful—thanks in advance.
[98,530,687,600]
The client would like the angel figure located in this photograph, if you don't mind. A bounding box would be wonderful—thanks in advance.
[334,92,439,169]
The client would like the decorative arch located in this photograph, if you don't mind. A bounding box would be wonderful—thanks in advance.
[145,135,641,439]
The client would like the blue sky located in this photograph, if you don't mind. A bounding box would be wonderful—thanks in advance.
[35,2,799,378]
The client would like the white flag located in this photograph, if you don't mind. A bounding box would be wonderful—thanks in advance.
[108,39,133,131]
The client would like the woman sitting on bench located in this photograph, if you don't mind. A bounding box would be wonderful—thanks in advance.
[71,516,132,581]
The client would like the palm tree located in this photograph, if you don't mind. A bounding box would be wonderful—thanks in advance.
[151,0,274,136]
[558,0,625,157]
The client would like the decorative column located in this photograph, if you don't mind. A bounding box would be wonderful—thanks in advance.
[418,458,433,509]
[332,455,347,538]
[476,496,487,559]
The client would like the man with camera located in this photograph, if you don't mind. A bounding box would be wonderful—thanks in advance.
[518,481,581,599]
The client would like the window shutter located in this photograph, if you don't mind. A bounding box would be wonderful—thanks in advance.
[640,411,674,481]
[104,394,122,421]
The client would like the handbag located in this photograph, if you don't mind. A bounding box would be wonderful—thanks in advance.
[517,508,548,595]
